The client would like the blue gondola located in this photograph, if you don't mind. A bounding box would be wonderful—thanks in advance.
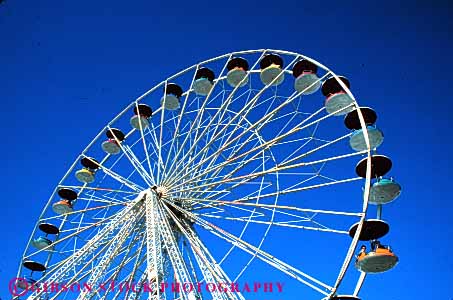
[32,223,59,249]
[31,236,52,250]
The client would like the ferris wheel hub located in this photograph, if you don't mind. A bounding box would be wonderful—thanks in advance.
[151,185,169,199]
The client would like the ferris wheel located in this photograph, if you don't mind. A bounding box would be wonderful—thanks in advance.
[14,49,402,300]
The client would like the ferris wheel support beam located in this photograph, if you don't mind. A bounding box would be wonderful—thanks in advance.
[97,242,146,300]
[24,204,135,260]
[163,204,245,300]
[188,235,245,300]
[122,247,148,300]
[144,191,164,300]
[77,209,144,300]
[125,270,149,300]
[151,196,198,300]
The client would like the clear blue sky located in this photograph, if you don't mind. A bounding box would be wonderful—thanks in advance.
[1,0,452,299]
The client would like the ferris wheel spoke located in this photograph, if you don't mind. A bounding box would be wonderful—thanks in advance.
[195,201,356,235]
[82,156,144,192]
[171,149,364,195]
[44,225,129,300]
[132,102,155,181]
[76,193,131,206]
[183,176,362,210]
[163,68,200,178]
[60,185,140,196]
[105,125,154,186]
[24,207,133,259]
[214,104,353,177]
[169,68,328,184]
[39,203,125,223]
[183,116,261,186]
[88,233,146,300]
[279,133,353,167]
[157,83,169,184]
[200,215,349,235]
[119,238,148,300]
[77,209,145,300]
[191,63,230,140]
[170,120,252,190]
[167,70,232,186]
[163,203,245,300]
[162,53,270,184]
[122,143,155,185]
[169,136,267,195]
[147,122,167,177]
[173,86,352,189]
[27,196,145,299]
[166,58,232,182]
[192,198,362,218]
[165,201,332,296]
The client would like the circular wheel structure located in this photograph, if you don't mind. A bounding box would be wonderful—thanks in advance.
[15,49,400,300]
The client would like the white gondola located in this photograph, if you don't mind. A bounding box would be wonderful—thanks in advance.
[52,200,73,215]
[193,77,213,96]
[260,64,285,86]
[369,178,401,204]
[101,139,121,155]
[349,126,384,151]
[294,72,321,95]
[227,67,248,87]
[75,168,95,183]
[325,92,355,116]
[193,68,215,96]
[130,115,150,130]
[161,94,180,110]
